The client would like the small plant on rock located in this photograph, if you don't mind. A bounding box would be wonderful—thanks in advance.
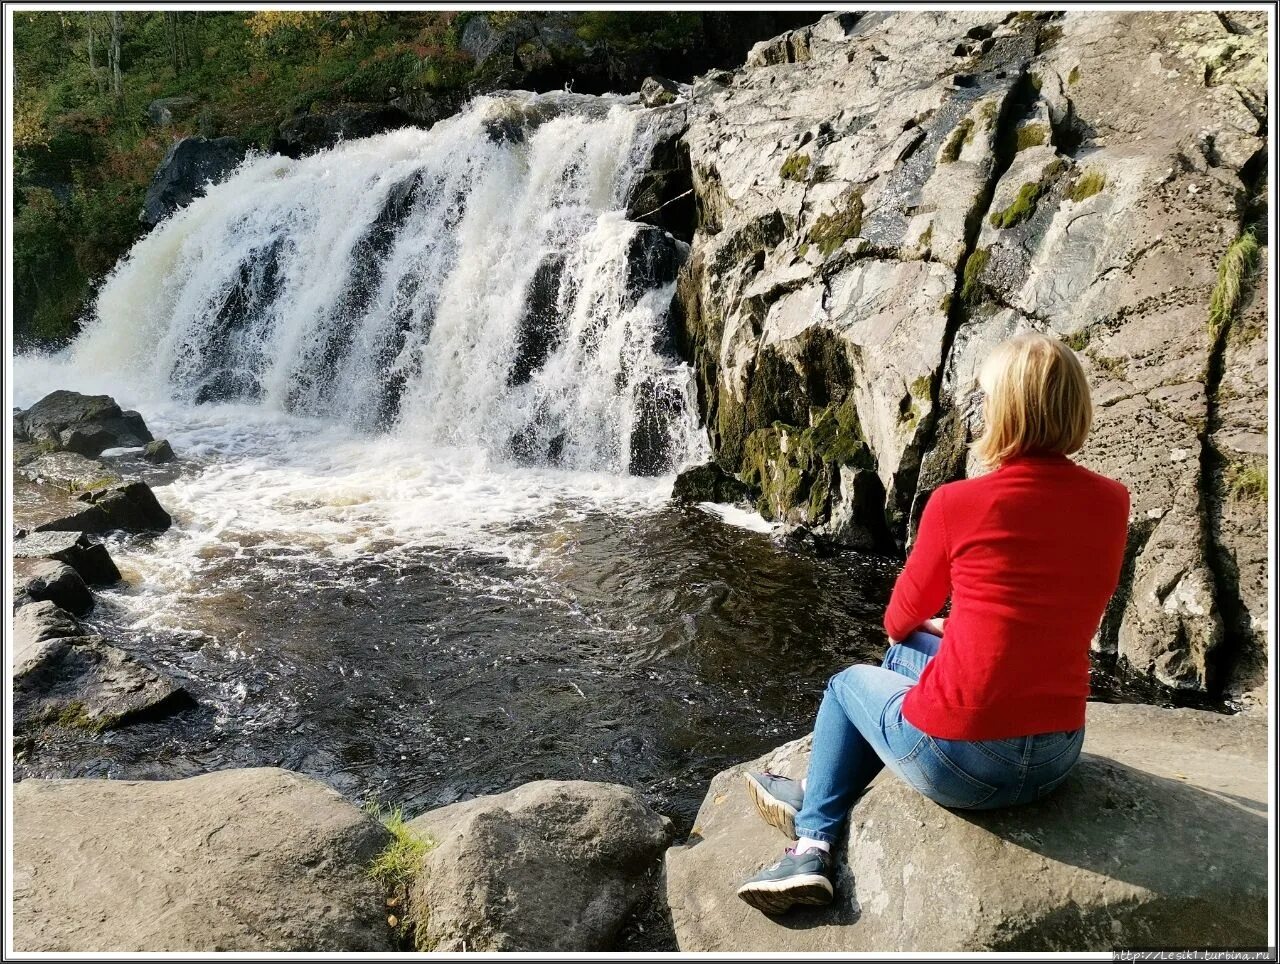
[365,802,435,944]
[1208,229,1260,338]
[1226,462,1267,503]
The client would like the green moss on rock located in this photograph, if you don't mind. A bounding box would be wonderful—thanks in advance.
[808,191,864,257]
[960,247,991,304]
[1068,65,1081,85]
[780,152,811,182]
[739,396,871,523]
[989,161,1065,229]
[940,117,974,163]
[1067,168,1106,202]
[1015,124,1050,152]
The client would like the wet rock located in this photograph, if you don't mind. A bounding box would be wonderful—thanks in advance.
[143,439,176,464]
[665,702,1266,951]
[18,561,93,616]
[17,391,152,457]
[629,377,686,476]
[13,531,122,586]
[406,780,674,951]
[141,136,247,227]
[146,95,197,126]
[626,105,694,239]
[13,634,187,733]
[34,480,172,535]
[625,225,688,308]
[641,75,681,108]
[671,462,755,504]
[12,768,395,951]
[508,255,566,387]
[271,105,418,159]
[18,451,123,490]
[13,600,83,657]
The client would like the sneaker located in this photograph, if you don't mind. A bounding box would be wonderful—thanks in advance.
[736,846,835,914]
[744,771,803,839]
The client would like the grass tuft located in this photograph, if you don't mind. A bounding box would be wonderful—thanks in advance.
[1226,462,1267,503]
[1208,229,1260,338]
[365,803,434,890]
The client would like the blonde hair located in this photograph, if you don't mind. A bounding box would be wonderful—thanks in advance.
[971,333,1092,467]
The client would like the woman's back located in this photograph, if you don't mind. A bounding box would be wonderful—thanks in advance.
[888,451,1130,741]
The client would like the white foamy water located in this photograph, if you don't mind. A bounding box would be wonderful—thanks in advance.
[14,90,725,606]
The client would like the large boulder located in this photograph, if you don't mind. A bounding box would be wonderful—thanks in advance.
[271,105,418,159]
[16,560,93,616]
[14,530,120,586]
[12,768,396,952]
[141,136,247,227]
[12,600,83,657]
[671,462,756,504]
[405,780,674,951]
[146,95,197,126]
[17,390,152,457]
[13,633,188,733]
[675,10,1268,700]
[34,480,172,534]
[664,701,1267,951]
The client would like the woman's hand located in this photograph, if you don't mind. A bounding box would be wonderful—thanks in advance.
[920,617,946,637]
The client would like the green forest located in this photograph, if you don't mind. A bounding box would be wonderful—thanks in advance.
[11,9,762,349]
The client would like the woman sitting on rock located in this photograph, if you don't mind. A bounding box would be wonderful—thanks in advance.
[737,332,1130,915]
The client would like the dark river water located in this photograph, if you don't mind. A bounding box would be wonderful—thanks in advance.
[12,400,1225,835]
[17,495,905,829]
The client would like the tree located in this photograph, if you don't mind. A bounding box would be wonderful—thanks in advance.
[109,11,122,102]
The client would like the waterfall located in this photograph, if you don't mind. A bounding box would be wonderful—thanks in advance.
[71,91,702,477]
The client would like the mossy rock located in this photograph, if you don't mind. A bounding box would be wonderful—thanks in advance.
[780,152,811,182]
[808,190,864,257]
[1014,124,1050,152]
[739,396,871,523]
[940,117,974,163]
[961,246,991,304]
[989,161,1065,229]
[1067,168,1106,202]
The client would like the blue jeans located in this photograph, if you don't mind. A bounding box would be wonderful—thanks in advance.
[793,631,1086,845]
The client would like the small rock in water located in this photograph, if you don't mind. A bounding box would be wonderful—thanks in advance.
[143,439,176,464]
[672,462,757,505]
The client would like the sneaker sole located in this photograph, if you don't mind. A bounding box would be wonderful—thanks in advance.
[744,772,798,839]
[736,873,834,915]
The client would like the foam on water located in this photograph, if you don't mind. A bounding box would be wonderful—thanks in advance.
[13,89,737,621]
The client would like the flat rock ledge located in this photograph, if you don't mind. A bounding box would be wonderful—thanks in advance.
[13,768,396,952]
[664,702,1267,952]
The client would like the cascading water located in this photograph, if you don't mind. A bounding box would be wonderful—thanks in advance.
[12,88,904,837]
[71,90,702,477]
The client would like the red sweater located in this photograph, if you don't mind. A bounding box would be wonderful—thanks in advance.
[886,451,1130,740]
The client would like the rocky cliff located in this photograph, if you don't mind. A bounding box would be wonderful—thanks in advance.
[664,11,1268,707]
